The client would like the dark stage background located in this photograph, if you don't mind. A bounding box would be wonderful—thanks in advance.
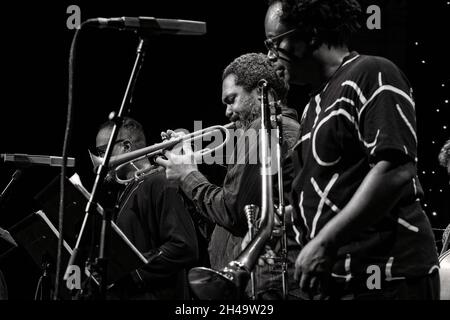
[0,1,449,299]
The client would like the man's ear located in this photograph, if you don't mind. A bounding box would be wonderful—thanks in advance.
[252,87,262,101]
[123,140,132,152]
[255,86,277,103]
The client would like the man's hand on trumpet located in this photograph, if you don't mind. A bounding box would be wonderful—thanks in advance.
[154,130,199,182]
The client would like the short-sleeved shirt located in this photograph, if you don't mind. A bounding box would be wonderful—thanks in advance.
[291,52,439,282]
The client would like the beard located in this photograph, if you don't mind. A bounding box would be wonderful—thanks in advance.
[234,95,261,130]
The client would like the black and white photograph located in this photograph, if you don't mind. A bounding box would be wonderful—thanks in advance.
[0,0,449,309]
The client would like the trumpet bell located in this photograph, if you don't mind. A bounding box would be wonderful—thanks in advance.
[188,265,249,300]
[88,149,101,173]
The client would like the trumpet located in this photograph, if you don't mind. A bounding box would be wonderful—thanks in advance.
[89,123,235,184]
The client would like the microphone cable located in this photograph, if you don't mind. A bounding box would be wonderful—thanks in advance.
[54,18,97,300]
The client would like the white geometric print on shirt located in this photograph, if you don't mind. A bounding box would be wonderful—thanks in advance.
[331,253,353,282]
[378,72,383,87]
[312,108,379,166]
[342,54,360,67]
[366,129,380,150]
[313,109,352,166]
[385,257,406,281]
[412,177,418,197]
[403,145,409,155]
[370,145,377,156]
[312,94,322,128]
[310,174,340,238]
[301,103,310,122]
[358,85,416,122]
[428,265,439,274]
[341,81,367,105]
[397,217,419,233]
[324,97,355,113]
[299,132,312,144]
[395,104,418,143]
[292,132,311,151]
[312,110,349,166]
[292,225,302,246]
[298,191,310,235]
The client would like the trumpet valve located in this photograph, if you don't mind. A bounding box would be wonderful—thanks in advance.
[244,204,258,229]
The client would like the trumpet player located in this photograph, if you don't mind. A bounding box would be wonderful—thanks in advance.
[93,117,198,299]
[155,53,302,299]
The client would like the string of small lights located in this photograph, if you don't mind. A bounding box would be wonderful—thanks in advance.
[410,1,450,247]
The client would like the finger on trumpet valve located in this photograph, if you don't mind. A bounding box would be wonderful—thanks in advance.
[172,130,187,139]
[161,132,169,141]
[161,130,186,142]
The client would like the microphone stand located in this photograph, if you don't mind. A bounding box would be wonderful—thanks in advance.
[64,36,148,299]
[274,103,288,300]
[0,169,22,207]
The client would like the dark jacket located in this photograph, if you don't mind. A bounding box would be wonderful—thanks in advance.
[111,171,198,299]
[181,107,302,298]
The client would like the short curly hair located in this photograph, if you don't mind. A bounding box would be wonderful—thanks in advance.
[271,0,363,47]
[222,53,288,102]
[99,116,146,150]
[439,139,450,167]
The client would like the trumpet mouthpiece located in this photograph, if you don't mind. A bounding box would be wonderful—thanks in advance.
[258,79,268,87]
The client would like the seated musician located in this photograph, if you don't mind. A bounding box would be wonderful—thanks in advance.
[93,117,198,299]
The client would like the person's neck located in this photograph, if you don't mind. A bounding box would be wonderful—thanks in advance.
[311,45,350,91]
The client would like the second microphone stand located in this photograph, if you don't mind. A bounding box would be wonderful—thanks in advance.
[65,36,148,299]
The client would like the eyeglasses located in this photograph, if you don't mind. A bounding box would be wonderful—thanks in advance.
[264,28,298,57]
[93,139,126,157]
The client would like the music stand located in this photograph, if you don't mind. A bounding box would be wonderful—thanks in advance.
[8,210,72,299]
[0,227,17,260]
[9,173,148,299]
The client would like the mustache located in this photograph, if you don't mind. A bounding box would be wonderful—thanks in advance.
[234,101,261,130]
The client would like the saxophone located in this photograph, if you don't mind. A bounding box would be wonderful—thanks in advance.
[188,79,277,300]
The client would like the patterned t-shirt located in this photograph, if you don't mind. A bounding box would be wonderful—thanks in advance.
[291,52,439,283]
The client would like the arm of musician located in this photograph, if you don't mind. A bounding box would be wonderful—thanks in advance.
[156,135,259,237]
[178,166,259,237]
[294,159,415,292]
[156,115,299,237]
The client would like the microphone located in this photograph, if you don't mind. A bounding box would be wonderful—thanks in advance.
[1,154,76,168]
[92,17,206,36]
